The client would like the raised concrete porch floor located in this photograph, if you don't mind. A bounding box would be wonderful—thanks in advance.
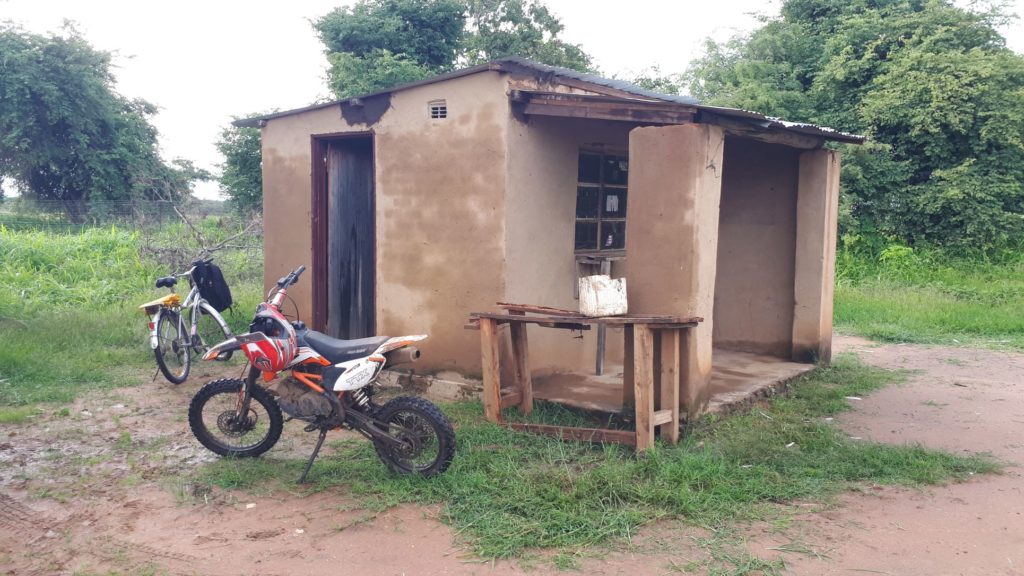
[531,349,815,417]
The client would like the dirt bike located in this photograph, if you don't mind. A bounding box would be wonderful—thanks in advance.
[187,265,455,483]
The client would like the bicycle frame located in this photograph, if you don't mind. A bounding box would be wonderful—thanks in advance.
[141,263,233,384]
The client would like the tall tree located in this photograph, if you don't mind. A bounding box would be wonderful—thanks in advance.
[686,0,1024,249]
[215,119,263,214]
[0,24,200,221]
[461,0,591,71]
[315,0,592,99]
[315,0,466,98]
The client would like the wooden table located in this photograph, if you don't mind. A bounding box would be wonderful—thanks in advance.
[467,307,701,451]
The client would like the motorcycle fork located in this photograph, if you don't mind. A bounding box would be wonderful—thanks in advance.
[235,366,259,422]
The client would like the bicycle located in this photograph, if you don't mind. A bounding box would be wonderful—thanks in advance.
[138,258,234,384]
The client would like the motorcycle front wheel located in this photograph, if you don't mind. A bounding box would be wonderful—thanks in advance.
[188,377,283,458]
[372,396,456,477]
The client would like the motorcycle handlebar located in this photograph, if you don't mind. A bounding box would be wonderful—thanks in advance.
[276,265,306,289]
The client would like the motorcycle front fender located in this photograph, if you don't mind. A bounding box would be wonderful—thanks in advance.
[202,337,241,361]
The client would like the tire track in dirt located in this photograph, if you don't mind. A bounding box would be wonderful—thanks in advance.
[0,492,34,531]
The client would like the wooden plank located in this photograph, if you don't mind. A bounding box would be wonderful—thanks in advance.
[508,423,637,446]
[622,324,635,407]
[660,330,681,444]
[470,312,701,325]
[536,321,590,331]
[500,391,522,409]
[497,302,584,317]
[523,101,694,125]
[479,317,502,423]
[652,409,673,426]
[509,321,534,415]
[702,113,827,149]
[633,325,656,452]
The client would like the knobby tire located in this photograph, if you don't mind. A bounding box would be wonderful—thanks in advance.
[372,396,456,477]
[188,378,283,458]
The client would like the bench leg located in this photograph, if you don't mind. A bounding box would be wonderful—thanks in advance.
[633,325,655,452]
[659,330,681,444]
[479,318,502,423]
[509,322,533,415]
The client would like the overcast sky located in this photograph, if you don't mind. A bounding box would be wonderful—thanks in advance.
[3,0,1022,199]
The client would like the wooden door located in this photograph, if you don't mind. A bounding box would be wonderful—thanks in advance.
[325,137,375,339]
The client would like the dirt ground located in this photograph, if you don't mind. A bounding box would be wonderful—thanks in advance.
[1,336,1022,575]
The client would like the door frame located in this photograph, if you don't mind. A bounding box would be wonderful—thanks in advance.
[310,131,375,333]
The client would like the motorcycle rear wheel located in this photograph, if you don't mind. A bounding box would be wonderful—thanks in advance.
[188,377,283,458]
[372,396,455,477]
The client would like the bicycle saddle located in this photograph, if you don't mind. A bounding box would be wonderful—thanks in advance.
[302,330,390,364]
[155,276,177,289]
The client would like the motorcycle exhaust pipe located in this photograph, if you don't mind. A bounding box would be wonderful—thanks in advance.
[384,347,420,366]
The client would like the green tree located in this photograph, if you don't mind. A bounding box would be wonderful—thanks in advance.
[315,0,466,98]
[315,0,592,99]
[461,0,591,71]
[215,120,263,214]
[0,24,200,222]
[686,0,1024,249]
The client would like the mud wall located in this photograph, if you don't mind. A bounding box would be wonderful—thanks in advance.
[712,137,800,357]
[504,116,637,374]
[261,71,511,376]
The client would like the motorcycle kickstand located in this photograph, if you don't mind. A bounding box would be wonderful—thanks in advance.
[298,427,329,485]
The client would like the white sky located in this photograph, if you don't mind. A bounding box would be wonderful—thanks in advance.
[2,0,1022,199]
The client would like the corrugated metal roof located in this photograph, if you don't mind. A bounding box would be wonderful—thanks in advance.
[235,57,864,144]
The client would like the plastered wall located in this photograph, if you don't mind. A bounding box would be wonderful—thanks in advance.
[261,71,511,376]
[504,116,637,373]
[712,137,799,357]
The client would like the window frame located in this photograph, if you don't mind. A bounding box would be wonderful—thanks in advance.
[574,149,629,255]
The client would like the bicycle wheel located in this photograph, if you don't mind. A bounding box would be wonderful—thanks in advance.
[188,377,283,458]
[154,309,190,384]
[193,302,232,360]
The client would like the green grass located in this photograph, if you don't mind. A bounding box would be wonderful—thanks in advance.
[0,405,39,423]
[835,245,1024,348]
[0,218,263,408]
[193,355,998,566]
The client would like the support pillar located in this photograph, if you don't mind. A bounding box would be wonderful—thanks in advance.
[792,149,841,363]
[625,124,724,419]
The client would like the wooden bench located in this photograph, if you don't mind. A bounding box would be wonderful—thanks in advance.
[467,306,701,451]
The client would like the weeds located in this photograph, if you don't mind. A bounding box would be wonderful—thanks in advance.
[0,219,263,408]
[835,245,1024,348]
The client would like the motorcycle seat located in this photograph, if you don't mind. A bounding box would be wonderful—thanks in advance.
[302,330,390,364]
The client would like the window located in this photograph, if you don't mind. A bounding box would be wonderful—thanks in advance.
[575,151,628,252]
[428,99,447,119]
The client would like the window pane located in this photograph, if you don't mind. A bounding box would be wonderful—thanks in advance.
[600,221,626,250]
[576,186,599,218]
[603,156,628,185]
[578,153,601,183]
[575,221,598,250]
[602,189,627,218]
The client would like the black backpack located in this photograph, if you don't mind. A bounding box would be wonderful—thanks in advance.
[193,260,233,312]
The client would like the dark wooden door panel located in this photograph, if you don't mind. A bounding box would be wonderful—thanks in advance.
[326,138,375,339]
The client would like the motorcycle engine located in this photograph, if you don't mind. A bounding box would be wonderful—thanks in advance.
[267,376,332,420]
